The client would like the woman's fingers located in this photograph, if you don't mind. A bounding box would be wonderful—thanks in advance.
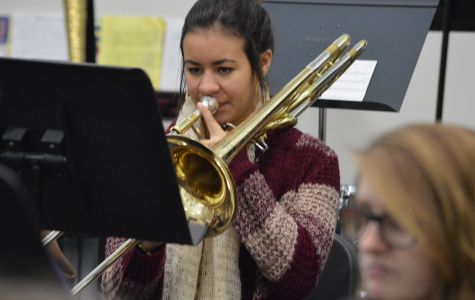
[197,102,226,147]
[197,103,222,135]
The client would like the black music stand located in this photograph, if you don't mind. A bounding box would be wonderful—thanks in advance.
[0,57,205,245]
[0,163,71,299]
[264,0,439,112]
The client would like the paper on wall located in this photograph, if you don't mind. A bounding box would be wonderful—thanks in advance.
[98,16,166,90]
[10,13,68,61]
[159,16,184,92]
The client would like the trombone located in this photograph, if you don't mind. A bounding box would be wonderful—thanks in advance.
[51,33,367,295]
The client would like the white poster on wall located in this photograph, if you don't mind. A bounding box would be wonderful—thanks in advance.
[159,16,185,92]
[11,13,68,61]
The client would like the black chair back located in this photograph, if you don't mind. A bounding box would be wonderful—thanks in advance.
[304,234,358,300]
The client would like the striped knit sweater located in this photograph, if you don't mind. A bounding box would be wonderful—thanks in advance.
[101,126,340,300]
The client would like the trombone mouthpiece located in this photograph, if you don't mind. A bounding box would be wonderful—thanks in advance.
[169,96,218,135]
[200,96,219,114]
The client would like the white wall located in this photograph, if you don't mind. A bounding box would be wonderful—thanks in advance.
[1,0,195,16]
[2,0,474,185]
[442,32,475,128]
[94,0,195,17]
[1,0,63,14]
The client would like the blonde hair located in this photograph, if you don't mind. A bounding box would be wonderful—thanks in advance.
[357,123,475,299]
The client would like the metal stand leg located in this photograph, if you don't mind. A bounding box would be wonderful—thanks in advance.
[436,0,452,122]
[318,107,327,142]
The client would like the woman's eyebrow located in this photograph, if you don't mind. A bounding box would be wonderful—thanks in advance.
[184,59,200,65]
[212,59,237,65]
[184,59,237,66]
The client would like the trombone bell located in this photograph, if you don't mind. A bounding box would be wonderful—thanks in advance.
[167,135,236,237]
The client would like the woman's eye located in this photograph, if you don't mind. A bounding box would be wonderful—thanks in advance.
[187,67,202,75]
[218,67,233,74]
[384,216,405,232]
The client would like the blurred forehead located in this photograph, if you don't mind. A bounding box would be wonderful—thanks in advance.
[182,26,246,61]
[355,173,386,215]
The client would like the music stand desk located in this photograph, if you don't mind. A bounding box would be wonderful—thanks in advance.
[264,0,439,112]
[0,57,198,245]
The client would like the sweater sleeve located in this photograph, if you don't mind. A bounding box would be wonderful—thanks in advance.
[101,238,166,300]
[229,131,340,299]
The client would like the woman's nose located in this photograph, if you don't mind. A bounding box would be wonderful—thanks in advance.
[198,72,220,95]
[358,222,390,254]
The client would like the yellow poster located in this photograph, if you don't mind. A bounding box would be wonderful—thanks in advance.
[98,16,166,90]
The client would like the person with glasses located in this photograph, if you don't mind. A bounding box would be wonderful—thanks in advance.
[341,124,475,300]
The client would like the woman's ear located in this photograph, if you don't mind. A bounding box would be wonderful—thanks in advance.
[260,49,273,76]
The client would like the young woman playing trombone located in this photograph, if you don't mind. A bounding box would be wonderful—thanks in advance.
[102,0,342,299]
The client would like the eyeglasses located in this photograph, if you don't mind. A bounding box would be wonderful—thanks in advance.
[341,207,416,249]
